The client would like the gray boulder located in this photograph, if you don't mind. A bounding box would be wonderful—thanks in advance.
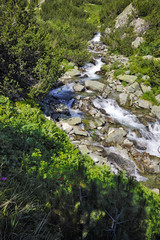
[66,117,82,125]
[127,82,139,93]
[61,122,73,133]
[115,4,137,29]
[105,127,127,144]
[73,84,85,92]
[119,93,128,106]
[132,37,145,48]
[88,152,109,165]
[151,106,160,119]
[85,80,105,92]
[117,75,137,84]
[130,18,149,35]
[136,99,152,109]
[79,145,90,155]
[140,83,151,93]
[70,126,88,136]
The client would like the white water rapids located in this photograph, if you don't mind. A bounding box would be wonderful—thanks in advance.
[93,97,160,158]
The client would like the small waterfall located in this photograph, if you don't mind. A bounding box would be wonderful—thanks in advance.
[93,97,160,158]
[49,83,82,117]
[81,58,104,80]
[91,32,101,42]
[80,32,104,80]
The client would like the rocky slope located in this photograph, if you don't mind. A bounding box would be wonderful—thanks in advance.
[41,4,160,193]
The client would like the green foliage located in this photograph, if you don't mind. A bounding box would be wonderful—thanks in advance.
[133,0,160,57]
[129,57,160,88]
[102,26,134,56]
[40,0,95,66]
[0,0,63,100]
[0,96,160,239]
[100,0,132,26]
[141,91,159,105]
[84,3,102,26]
[114,69,126,77]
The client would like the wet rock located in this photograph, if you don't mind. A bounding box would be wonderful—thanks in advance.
[66,117,82,125]
[73,84,85,92]
[85,80,105,92]
[151,106,160,119]
[80,74,88,78]
[119,93,128,106]
[102,87,111,98]
[117,75,137,84]
[88,108,98,116]
[95,70,105,75]
[135,141,147,150]
[132,37,145,48]
[123,139,133,148]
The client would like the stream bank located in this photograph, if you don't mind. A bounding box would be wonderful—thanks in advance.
[42,33,160,192]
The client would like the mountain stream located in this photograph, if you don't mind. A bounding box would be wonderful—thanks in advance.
[43,33,160,189]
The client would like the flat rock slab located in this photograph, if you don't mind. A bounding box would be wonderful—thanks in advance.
[140,83,151,93]
[66,117,82,125]
[127,82,140,93]
[73,84,85,92]
[70,126,88,136]
[79,145,90,155]
[88,152,109,165]
[61,122,73,133]
[119,93,128,106]
[85,80,105,92]
[137,99,151,109]
[106,128,127,144]
[117,75,137,84]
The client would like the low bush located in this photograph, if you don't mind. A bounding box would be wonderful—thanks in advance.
[0,96,160,239]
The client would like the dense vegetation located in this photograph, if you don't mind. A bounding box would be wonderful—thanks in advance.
[0,0,99,100]
[0,95,160,239]
[1,0,160,239]
[100,0,160,57]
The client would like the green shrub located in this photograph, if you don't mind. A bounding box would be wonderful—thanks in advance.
[0,96,160,239]
[141,91,159,105]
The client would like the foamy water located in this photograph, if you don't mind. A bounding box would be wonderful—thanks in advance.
[92,32,101,42]
[49,83,82,117]
[81,58,104,80]
[93,97,160,157]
